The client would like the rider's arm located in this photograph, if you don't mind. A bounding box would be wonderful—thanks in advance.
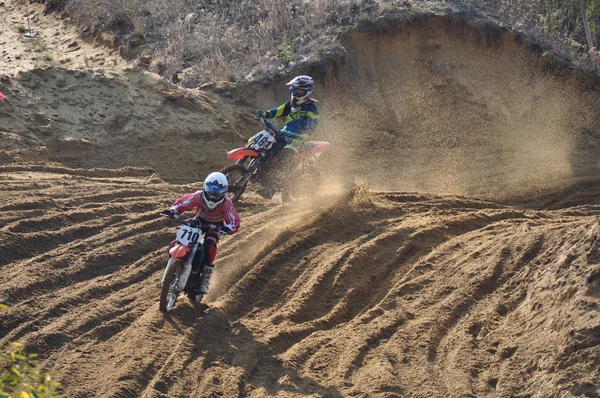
[266,102,292,119]
[281,102,319,140]
[221,199,240,234]
[281,104,319,139]
[170,191,202,214]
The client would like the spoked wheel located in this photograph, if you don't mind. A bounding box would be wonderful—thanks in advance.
[221,164,248,202]
[159,258,182,312]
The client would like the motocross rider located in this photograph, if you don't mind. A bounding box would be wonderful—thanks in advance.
[161,172,240,298]
[255,75,319,199]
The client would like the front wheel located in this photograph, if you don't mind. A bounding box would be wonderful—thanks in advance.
[159,258,182,312]
[221,164,248,202]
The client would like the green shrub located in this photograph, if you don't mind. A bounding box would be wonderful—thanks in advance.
[0,301,61,398]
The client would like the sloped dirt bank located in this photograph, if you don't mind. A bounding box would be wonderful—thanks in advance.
[236,15,600,206]
[0,67,243,182]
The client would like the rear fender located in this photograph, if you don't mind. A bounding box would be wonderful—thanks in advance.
[295,141,332,160]
[228,147,260,161]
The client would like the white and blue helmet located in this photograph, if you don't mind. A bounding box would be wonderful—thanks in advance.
[287,75,315,107]
[202,172,228,209]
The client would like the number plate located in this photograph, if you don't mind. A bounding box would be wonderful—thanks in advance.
[250,130,277,150]
[176,226,202,246]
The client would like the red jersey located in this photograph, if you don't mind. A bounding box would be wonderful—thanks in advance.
[170,190,240,234]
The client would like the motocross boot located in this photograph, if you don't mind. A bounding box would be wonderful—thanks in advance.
[257,161,287,200]
[199,264,214,294]
[257,170,278,199]
[187,273,203,301]
[257,186,276,200]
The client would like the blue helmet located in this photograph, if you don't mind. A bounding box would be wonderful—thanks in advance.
[287,75,315,106]
[202,172,228,209]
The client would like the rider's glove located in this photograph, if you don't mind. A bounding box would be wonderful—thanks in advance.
[218,226,231,238]
[160,209,176,219]
[255,109,269,119]
[205,225,229,239]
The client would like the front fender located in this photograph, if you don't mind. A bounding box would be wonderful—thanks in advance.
[228,147,260,161]
[169,244,190,259]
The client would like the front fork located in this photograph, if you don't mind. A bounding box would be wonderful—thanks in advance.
[161,243,201,291]
[236,156,248,165]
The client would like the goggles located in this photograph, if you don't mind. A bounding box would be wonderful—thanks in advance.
[205,191,225,202]
[290,87,308,97]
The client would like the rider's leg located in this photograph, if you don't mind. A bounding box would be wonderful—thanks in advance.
[190,247,203,282]
[199,230,219,294]
[257,148,295,199]
[185,245,203,300]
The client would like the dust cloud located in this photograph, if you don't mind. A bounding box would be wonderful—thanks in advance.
[315,22,599,204]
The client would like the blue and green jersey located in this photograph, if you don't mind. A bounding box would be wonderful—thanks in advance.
[265,100,319,141]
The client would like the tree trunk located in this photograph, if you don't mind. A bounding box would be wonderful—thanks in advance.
[582,7,597,71]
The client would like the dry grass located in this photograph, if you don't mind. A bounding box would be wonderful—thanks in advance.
[474,0,599,70]
[38,0,598,84]
[53,0,373,84]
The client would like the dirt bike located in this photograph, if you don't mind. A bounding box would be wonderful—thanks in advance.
[221,116,331,202]
[158,212,217,311]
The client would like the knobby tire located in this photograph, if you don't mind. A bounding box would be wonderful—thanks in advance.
[159,260,179,312]
[221,164,248,202]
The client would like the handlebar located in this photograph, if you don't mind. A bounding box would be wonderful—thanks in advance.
[160,213,228,235]
[161,213,201,227]
[255,115,286,141]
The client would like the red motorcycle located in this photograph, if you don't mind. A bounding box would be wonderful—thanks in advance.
[158,213,217,311]
[221,117,331,202]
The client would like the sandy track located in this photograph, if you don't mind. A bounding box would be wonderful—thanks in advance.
[1,165,600,397]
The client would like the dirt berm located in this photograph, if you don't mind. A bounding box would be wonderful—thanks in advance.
[2,13,600,398]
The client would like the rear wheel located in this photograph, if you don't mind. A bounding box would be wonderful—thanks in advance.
[159,259,182,312]
[221,164,248,202]
[283,166,321,201]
